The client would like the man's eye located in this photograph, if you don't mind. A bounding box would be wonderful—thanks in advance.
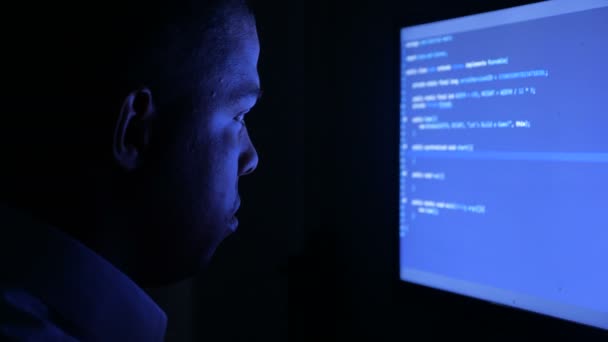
[235,113,247,126]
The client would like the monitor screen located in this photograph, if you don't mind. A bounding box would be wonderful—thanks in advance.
[399,0,608,331]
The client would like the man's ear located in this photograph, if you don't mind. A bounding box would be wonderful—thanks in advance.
[113,88,155,171]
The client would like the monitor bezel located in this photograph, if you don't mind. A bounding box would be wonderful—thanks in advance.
[395,0,608,337]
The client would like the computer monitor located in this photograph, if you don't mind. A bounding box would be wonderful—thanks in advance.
[399,0,608,331]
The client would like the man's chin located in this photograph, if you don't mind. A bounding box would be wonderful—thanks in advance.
[198,229,234,264]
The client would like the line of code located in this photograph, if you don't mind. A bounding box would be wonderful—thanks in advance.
[399,6,608,314]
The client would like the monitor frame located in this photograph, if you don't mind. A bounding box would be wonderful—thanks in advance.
[397,0,608,334]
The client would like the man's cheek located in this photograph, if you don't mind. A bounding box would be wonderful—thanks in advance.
[217,125,243,152]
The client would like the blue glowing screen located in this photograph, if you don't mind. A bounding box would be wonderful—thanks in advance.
[399,0,608,330]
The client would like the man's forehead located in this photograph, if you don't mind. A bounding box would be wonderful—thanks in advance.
[214,23,260,96]
[195,9,260,106]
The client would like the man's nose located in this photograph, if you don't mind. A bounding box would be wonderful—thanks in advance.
[239,133,258,176]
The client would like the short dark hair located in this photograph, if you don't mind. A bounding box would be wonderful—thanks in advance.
[0,0,253,209]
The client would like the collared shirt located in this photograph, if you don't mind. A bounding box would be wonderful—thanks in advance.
[0,204,167,341]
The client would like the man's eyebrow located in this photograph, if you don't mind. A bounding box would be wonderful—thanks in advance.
[230,82,263,105]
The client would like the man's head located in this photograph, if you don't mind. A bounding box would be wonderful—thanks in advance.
[1,0,260,287]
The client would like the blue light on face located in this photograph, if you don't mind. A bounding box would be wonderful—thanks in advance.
[399,0,608,331]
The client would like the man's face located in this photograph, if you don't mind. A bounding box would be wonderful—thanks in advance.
[137,11,260,283]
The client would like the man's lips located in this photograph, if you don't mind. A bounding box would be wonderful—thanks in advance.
[228,195,241,231]
[232,197,241,216]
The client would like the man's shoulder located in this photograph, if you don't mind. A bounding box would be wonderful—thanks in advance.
[0,204,168,341]
[0,287,79,341]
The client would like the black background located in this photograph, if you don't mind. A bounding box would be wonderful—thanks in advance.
[148,1,608,341]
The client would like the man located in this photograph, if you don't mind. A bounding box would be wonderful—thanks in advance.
[0,0,260,340]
